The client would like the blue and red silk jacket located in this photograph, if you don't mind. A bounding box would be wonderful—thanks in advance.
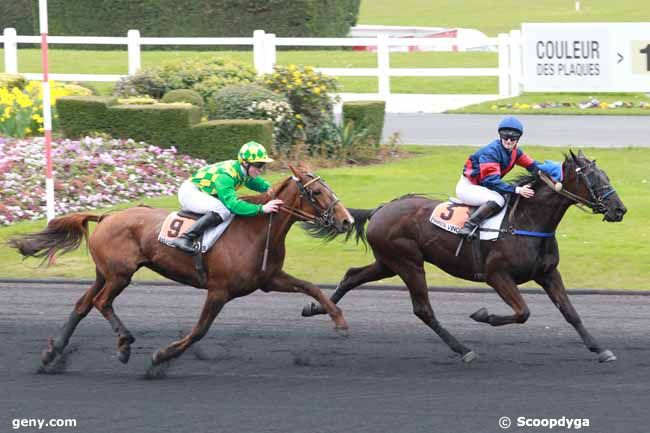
[463,139,540,195]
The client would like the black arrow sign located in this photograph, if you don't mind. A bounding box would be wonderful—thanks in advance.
[617,53,624,63]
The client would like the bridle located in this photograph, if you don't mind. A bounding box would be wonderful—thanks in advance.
[538,160,616,214]
[279,175,340,227]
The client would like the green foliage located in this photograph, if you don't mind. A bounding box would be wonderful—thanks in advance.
[36,0,360,40]
[262,64,340,146]
[0,74,28,90]
[342,101,386,145]
[161,89,204,108]
[56,96,118,137]
[106,104,201,148]
[114,58,256,101]
[208,84,286,119]
[184,119,274,163]
[0,0,34,35]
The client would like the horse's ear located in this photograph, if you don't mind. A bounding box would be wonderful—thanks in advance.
[288,164,301,178]
[569,149,578,162]
[578,149,586,158]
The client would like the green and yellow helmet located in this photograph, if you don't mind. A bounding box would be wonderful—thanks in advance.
[237,141,274,164]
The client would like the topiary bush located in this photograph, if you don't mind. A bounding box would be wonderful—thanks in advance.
[57,96,118,138]
[342,101,386,145]
[114,57,256,101]
[161,89,204,108]
[183,119,273,163]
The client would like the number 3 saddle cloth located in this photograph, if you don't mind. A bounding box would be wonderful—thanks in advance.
[157,211,234,253]
[429,200,508,241]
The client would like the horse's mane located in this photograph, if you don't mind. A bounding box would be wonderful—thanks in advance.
[240,176,293,204]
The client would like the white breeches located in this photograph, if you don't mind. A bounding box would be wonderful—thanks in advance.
[455,175,505,207]
[178,180,232,219]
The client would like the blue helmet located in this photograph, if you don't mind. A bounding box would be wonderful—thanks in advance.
[498,116,524,136]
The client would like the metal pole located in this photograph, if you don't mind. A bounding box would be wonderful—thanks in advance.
[38,0,55,221]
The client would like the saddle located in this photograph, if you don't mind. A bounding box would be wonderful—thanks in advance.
[429,200,508,241]
[158,210,232,253]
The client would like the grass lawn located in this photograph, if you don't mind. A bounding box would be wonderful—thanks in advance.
[359,0,644,37]
[2,145,648,290]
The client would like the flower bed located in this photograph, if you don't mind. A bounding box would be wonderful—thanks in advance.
[0,136,206,225]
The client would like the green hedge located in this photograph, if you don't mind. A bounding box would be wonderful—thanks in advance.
[186,120,273,163]
[57,96,118,137]
[342,101,386,144]
[31,0,360,40]
[161,89,204,108]
[0,0,34,35]
[107,104,201,148]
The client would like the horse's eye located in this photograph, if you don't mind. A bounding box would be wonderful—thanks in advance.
[312,190,322,196]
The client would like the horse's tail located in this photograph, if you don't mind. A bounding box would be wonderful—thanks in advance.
[8,213,103,265]
[302,207,374,248]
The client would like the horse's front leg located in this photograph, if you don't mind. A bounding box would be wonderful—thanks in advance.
[266,271,348,330]
[536,269,616,363]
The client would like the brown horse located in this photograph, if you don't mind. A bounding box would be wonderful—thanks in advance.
[10,165,354,375]
[302,151,627,363]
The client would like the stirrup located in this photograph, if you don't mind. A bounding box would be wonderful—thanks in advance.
[171,236,199,254]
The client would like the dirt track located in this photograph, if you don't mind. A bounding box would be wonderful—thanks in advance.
[1,281,649,433]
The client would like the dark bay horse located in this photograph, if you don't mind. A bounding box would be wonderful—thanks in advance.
[10,165,354,375]
[302,151,627,363]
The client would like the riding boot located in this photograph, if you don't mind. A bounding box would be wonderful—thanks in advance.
[170,211,223,254]
[458,201,503,240]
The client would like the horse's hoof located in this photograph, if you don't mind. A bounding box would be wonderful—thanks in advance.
[302,303,319,317]
[462,350,478,364]
[598,350,617,363]
[40,337,61,366]
[145,359,170,379]
[117,348,131,364]
[335,326,350,338]
[470,307,489,323]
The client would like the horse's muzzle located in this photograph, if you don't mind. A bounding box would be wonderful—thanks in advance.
[604,206,626,222]
[339,219,354,233]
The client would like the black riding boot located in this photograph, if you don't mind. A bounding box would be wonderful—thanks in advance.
[170,211,223,254]
[458,201,502,240]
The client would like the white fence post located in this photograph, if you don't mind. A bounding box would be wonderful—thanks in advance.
[253,30,266,76]
[3,28,18,74]
[497,33,510,98]
[377,34,390,98]
[127,30,141,75]
[264,33,276,74]
[509,29,523,96]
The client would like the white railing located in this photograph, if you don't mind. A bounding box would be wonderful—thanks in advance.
[1,28,523,97]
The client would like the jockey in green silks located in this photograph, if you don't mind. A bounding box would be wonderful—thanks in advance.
[169,141,283,254]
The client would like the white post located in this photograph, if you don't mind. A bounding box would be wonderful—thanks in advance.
[3,28,18,74]
[575,1,580,12]
[497,33,510,98]
[253,30,266,76]
[127,29,141,75]
[509,29,523,97]
[377,34,390,98]
[264,33,276,74]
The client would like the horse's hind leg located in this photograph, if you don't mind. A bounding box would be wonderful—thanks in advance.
[150,290,228,368]
[93,273,136,364]
[472,271,530,326]
[302,261,395,317]
[536,269,615,362]
[399,265,476,363]
[41,272,105,368]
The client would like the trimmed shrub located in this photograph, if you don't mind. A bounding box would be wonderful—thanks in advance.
[0,74,28,90]
[161,89,204,108]
[0,0,34,35]
[208,84,285,119]
[54,96,118,138]
[342,101,386,145]
[114,57,256,101]
[184,119,273,162]
[106,104,201,148]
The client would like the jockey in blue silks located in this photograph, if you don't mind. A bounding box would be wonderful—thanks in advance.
[456,116,543,239]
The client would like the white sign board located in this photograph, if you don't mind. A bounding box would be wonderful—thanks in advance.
[522,23,650,92]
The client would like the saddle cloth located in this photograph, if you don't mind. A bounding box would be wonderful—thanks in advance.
[158,211,234,253]
[429,200,507,241]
